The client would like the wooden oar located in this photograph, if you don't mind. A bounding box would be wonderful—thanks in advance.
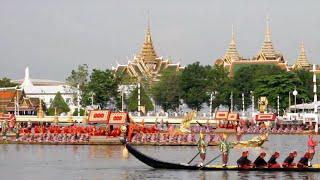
[199,153,222,169]
[187,152,200,164]
[196,121,203,127]
[184,121,204,165]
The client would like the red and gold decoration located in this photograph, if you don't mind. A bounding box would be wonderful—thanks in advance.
[88,110,110,123]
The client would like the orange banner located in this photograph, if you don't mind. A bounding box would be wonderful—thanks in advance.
[88,110,110,123]
[227,113,239,121]
[108,112,128,124]
[215,111,229,120]
[255,114,276,121]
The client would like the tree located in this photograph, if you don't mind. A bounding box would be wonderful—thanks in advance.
[231,65,284,110]
[151,69,182,112]
[293,69,314,103]
[180,62,210,111]
[254,72,305,113]
[0,77,18,88]
[206,65,232,111]
[66,64,89,88]
[48,92,70,115]
[127,85,154,113]
[82,69,119,108]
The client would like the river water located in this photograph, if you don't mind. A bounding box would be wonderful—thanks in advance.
[0,135,319,180]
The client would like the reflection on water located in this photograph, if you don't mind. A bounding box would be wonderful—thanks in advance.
[0,135,319,180]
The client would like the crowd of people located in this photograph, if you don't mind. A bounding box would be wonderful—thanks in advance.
[240,124,306,134]
[131,132,222,144]
[196,133,318,168]
[236,150,311,168]
[17,133,90,143]
[1,120,125,142]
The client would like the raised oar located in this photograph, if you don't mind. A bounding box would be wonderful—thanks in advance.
[187,152,200,164]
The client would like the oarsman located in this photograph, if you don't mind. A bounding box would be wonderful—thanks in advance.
[1,119,8,140]
[307,134,317,167]
[253,152,267,168]
[219,134,232,167]
[13,123,21,141]
[267,152,281,168]
[297,152,310,168]
[236,151,252,168]
[197,132,207,166]
[282,151,297,168]
[236,123,242,142]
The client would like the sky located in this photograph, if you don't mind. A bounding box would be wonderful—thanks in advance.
[0,0,319,81]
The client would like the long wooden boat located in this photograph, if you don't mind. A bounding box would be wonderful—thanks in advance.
[124,142,320,172]
[131,134,267,147]
[0,140,120,145]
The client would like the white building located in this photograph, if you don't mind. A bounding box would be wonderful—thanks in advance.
[13,67,76,109]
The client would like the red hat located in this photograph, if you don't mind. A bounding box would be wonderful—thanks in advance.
[292,151,297,155]
[242,151,249,156]
[260,152,266,156]
[304,152,310,158]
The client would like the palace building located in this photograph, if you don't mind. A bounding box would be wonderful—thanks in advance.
[12,67,75,109]
[113,22,183,84]
[215,18,314,75]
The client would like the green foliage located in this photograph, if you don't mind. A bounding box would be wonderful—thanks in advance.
[293,69,314,102]
[127,85,154,112]
[48,92,70,115]
[151,69,182,111]
[82,69,119,108]
[0,77,18,88]
[231,65,284,110]
[180,62,211,111]
[118,72,138,85]
[254,72,303,113]
[72,108,85,116]
[206,65,232,111]
[66,64,89,88]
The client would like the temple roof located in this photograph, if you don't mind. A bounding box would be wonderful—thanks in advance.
[256,17,277,60]
[136,23,158,64]
[224,26,240,62]
[292,42,310,69]
[113,19,183,84]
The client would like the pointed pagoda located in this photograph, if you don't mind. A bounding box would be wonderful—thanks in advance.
[292,42,311,70]
[255,17,279,60]
[215,18,288,76]
[136,22,158,64]
[224,26,240,62]
[215,26,241,67]
[114,18,183,84]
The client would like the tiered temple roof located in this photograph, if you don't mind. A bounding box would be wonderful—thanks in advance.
[114,22,183,84]
[292,42,311,70]
[255,17,277,60]
[0,87,42,113]
[215,17,289,76]
[215,27,241,67]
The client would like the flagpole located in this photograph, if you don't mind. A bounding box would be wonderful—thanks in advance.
[313,64,318,133]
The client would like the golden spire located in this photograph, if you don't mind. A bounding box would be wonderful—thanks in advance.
[224,25,240,62]
[138,15,158,63]
[258,16,276,60]
[265,16,271,42]
[294,42,310,68]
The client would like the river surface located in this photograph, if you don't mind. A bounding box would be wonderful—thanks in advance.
[0,135,319,180]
